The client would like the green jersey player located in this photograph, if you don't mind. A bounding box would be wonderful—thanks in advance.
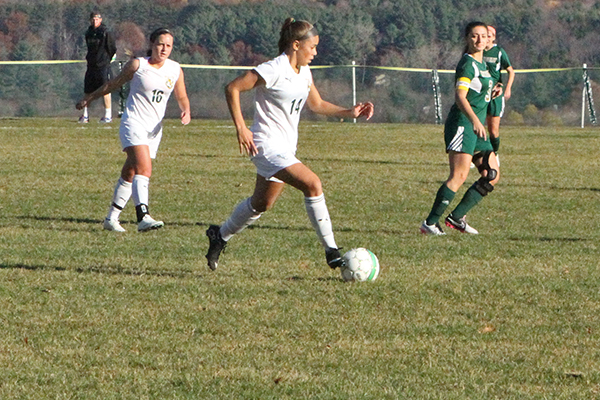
[483,25,515,155]
[421,21,501,236]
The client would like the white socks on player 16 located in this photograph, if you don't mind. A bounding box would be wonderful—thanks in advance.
[132,175,150,207]
[220,197,262,241]
[106,175,151,221]
[304,194,337,250]
[105,108,111,119]
[107,177,132,221]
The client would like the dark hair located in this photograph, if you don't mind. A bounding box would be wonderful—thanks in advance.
[464,21,488,37]
[463,21,487,54]
[89,11,101,19]
[147,28,173,57]
[278,18,318,54]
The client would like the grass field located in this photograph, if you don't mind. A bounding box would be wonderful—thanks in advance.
[1,118,599,399]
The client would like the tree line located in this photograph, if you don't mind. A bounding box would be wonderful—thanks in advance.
[1,0,599,123]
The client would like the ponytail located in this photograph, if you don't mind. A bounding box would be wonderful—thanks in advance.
[278,18,318,54]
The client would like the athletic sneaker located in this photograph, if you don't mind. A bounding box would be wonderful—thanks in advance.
[445,215,479,234]
[420,221,446,235]
[206,225,227,271]
[99,117,112,123]
[103,218,126,232]
[137,215,164,232]
[326,248,345,269]
[78,115,89,123]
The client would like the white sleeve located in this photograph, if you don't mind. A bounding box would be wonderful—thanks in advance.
[254,60,278,89]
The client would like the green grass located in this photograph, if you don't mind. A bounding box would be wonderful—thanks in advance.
[0,118,599,399]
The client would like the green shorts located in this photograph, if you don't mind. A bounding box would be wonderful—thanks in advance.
[444,110,493,155]
[487,94,505,118]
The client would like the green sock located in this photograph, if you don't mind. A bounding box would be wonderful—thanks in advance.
[450,183,485,219]
[426,184,455,225]
[490,137,500,153]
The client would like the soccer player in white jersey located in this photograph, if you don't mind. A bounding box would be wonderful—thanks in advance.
[205,18,374,271]
[76,28,191,232]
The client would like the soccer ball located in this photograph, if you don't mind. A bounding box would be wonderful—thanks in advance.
[340,248,380,282]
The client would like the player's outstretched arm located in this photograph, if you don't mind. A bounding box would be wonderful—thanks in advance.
[76,59,139,110]
[307,84,374,120]
[174,68,191,125]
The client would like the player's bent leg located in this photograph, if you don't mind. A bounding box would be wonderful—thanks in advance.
[274,163,322,197]
[275,164,343,268]
[207,176,282,271]
[449,151,499,233]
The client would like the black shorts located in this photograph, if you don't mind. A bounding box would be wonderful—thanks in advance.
[84,66,111,94]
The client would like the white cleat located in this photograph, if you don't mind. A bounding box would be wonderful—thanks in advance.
[445,215,479,234]
[103,218,126,232]
[99,117,112,123]
[420,221,446,235]
[138,215,164,232]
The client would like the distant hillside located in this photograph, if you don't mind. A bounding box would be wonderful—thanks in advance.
[0,0,598,122]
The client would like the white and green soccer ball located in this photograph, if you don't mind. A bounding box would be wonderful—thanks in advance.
[340,248,380,282]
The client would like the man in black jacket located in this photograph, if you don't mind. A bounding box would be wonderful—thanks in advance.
[80,11,117,123]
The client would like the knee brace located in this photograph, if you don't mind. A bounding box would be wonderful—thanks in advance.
[473,177,495,196]
[473,150,497,182]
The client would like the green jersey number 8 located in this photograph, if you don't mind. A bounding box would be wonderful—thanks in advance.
[485,80,493,103]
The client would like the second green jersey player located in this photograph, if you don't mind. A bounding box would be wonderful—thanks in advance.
[483,25,515,154]
[421,21,501,236]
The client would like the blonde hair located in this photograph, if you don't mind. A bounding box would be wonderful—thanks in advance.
[278,18,318,54]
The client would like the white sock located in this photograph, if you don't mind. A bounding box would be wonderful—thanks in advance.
[107,178,132,221]
[132,175,150,207]
[82,106,88,118]
[104,108,111,119]
[220,197,262,241]
[305,194,337,250]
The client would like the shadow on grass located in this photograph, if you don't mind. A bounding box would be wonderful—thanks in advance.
[287,276,343,282]
[175,152,446,167]
[14,215,409,236]
[508,236,592,242]
[0,263,344,282]
[17,215,103,224]
[507,183,600,192]
[0,262,201,279]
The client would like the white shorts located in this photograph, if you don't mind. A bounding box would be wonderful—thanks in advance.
[119,122,163,159]
[251,148,301,182]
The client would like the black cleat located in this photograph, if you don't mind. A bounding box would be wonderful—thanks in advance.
[326,248,345,269]
[205,225,227,271]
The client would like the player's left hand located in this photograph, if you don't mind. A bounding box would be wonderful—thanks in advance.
[352,102,374,120]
